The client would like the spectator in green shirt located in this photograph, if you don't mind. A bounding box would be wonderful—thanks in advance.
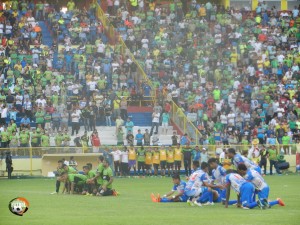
[282,133,291,155]
[267,145,281,175]
[19,130,29,149]
[137,146,146,176]
[1,127,9,148]
[35,108,45,129]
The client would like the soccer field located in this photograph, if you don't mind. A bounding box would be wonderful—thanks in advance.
[0,176,300,225]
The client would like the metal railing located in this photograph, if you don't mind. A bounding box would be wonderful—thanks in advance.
[94,2,202,144]
[0,144,297,176]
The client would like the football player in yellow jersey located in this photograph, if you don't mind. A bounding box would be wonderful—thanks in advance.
[159,146,167,176]
[167,146,175,176]
[174,144,182,173]
[152,147,160,176]
[128,147,137,176]
[145,148,153,176]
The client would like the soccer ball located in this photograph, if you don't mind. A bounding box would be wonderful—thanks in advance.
[12,205,23,214]
[296,165,300,171]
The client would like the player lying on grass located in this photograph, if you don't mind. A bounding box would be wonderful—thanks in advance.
[237,164,285,209]
[186,162,224,207]
[151,173,188,203]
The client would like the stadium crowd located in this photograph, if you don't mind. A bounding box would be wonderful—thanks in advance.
[0,0,299,170]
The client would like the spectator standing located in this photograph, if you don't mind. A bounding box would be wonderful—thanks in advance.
[267,145,282,175]
[121,147,129,176]
[91,130,101,153]
[111,147,122,176]
[182,144,192,176]
[116,127,124,146]
[150,109,160,136]
[161,111,170,135]
[135,129,143,146]
[125,117,134,135]
[71,109,80,136]
[143,129,151,146]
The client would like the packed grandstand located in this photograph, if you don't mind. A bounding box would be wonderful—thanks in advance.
[0,0,299,177]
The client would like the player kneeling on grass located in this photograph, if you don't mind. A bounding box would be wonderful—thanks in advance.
[188,162,224,207]
[82,165,96,195]
[237,164,285,209]
[60,172,88,194]
[208,158,227,204]
[52,161,78,194]
[225,170,261,209]
[151,174,188,203]
[97,159,118,196]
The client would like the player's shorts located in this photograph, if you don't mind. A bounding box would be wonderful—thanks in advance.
[257,186,269,201]
[175,160,181,167]
[167,162,174,168]
[179,194,188,202]
[240,182,255,207]
[153,163,159,170]
[160,161,166,169]
[129,160,136,167]
[145,164,152,170]
[215,187,226,202]
[184,188,202,197]
[184,189,196,197]
[74,176,84,184]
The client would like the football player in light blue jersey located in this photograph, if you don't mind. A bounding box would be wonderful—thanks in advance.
[228,148,261,174]
[184,160,203,198]
[224,170,258,209]
[208,158,227,203]
[151,174,188,203]
[237,164,285,209]
[189,162,224,207]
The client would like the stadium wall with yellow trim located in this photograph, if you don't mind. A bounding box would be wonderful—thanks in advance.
[0,155,298,177]
[225,0,296,10]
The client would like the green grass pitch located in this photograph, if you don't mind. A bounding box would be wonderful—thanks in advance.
[0,175,300,225]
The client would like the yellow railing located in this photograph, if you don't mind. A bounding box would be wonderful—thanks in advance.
[94,2,203,143]
[170,101,203,145]
[0,145,298,176]
[95,4,156,100]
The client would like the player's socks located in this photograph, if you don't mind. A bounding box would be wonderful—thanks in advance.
[56,180,60,193]
[247,202,258,209]
[269,198,285,207]
[252,194,256,202]
[160,197,172,203]
[220,189,226,201]
[208,191,213,203]
[228,200,238,205]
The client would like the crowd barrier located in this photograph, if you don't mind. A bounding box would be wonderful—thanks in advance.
[0,144,298,176]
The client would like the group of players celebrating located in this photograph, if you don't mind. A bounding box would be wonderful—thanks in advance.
[151,148,285,210]
[52,156,118,196]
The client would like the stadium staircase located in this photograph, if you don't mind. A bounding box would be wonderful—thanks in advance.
[39,21,53,47]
